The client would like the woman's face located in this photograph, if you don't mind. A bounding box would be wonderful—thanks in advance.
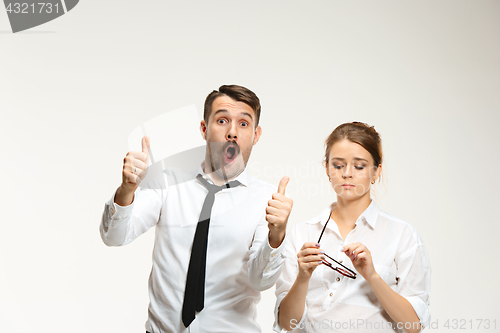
[326,139,381,201]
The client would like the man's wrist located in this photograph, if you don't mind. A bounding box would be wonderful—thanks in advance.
[114,185,135,206]
[268,228,286,248]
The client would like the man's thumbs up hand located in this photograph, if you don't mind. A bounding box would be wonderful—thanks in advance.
[121,136,150,190]
[115,136,151,207]
[266,176,293,248]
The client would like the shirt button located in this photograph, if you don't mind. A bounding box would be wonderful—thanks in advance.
[329,293,333,297]
[271,254,275,257]
[265,268,269,272]
[339,260,343,263]
[336,277,341,282]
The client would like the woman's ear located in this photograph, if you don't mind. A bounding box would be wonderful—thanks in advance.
[373,164,382,182]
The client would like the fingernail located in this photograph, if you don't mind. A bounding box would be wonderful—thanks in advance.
[318,261,323,264]
[320,256,326,260]
[315,243,320,247]
[340,247,344,252]
[320,250,325,254]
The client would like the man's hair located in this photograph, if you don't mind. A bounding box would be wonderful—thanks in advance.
[203,85,261,126]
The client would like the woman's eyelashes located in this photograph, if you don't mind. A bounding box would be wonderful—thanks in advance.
[332,164,367,170]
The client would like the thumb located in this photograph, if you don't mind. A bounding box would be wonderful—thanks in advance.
[142,136,150,154]
[277,176,289,195]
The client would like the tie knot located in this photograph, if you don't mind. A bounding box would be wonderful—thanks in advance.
[197,174,241,193]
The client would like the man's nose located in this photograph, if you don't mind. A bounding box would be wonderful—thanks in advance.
[226,123,238,140]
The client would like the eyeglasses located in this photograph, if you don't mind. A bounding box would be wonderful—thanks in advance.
[317,214,357,279]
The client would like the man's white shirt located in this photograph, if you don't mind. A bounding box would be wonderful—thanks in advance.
[100,165,286,333]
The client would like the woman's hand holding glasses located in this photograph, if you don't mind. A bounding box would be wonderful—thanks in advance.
[296,242,325,281]
[342,242,378,282]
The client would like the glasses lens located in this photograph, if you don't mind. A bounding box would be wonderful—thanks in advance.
[322,253,356,279]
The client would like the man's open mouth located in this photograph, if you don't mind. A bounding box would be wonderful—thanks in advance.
[223,142,240,165]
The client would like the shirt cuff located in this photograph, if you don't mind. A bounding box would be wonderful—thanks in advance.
[104,192,135,228]
[263,234,287,258]
[262,235,287,277]
[403,295,430,329]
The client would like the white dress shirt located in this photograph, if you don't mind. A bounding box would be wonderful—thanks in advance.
[274,201,431,333]
[100,165,286,333]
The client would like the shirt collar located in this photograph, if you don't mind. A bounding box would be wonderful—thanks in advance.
[357,200,380,229]
[306,200,380,229]
[306,204,335,226]
[197,163,250,187]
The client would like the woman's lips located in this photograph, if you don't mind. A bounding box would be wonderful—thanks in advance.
[341,184,355,189]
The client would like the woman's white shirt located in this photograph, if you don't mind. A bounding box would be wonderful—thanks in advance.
[274,201,431,333]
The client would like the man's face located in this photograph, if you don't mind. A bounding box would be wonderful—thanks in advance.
[200,95,262,182]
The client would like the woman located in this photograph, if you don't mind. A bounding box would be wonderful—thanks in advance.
[274,122,430,333]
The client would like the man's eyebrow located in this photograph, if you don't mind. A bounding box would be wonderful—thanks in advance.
[213,109,254,120]
[213,109,228,117]
[240,112,254,120]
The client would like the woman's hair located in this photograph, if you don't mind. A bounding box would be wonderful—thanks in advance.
[324,122,383,167]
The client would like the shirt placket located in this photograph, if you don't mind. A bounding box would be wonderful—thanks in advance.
[322,223,358,310]
[320,229,342,309]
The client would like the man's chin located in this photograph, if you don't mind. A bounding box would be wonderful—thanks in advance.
[214,162,245,181]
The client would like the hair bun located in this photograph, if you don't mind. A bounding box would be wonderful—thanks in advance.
[351,121,373,130]
[324,121,383,166]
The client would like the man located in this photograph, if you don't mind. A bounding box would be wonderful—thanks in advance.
[100,85,293,332]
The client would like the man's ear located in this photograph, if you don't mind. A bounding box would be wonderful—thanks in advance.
[200,120,207,140]
[253,125,262,145]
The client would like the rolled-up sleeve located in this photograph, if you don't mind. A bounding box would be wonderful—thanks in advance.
[396,226,432,329]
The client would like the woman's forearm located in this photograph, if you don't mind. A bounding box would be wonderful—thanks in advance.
[367,273,421,333]
[278,276,310,331]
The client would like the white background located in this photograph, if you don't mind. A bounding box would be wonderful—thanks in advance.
[1,1,499,332]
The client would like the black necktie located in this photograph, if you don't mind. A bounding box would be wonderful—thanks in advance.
[182,174,241,327]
